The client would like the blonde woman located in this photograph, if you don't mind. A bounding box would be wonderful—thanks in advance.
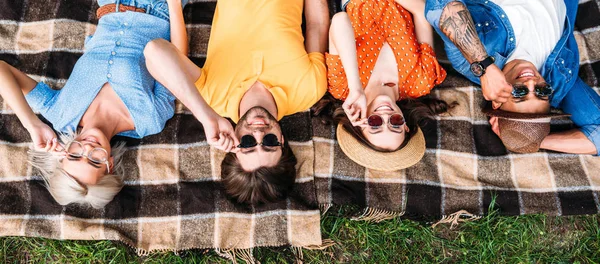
[0,0,187,208]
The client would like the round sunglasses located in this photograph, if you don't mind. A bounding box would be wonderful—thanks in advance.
[237,134,282,149]
[511,83,554,99]
[366,113,405,129]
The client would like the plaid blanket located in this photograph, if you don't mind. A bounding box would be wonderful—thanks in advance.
[315,0,600,220]
[1,0,600,257]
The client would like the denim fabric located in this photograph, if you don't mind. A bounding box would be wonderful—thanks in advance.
[425,0,599,155]
[26,0,186,138]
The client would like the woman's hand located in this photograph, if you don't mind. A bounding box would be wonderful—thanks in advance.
[27,121,62,153]
[203,115,240,153]
[343,88,368,127]
[395,0,425,16]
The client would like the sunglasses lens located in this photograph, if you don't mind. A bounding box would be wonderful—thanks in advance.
[367,115,383,127]
[239,135,257,148]
[535,84,553,97]
[262,134,281,147]
[511,85,528,98]
[389,114,405,127]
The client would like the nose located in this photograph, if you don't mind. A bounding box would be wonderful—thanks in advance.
[524,78,537,91]
[82,144,95,154]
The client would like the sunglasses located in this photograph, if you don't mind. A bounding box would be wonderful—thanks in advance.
[511,83,554,99]
[65,141,111,174]
[237,134,282,149]
[367,114,405,129]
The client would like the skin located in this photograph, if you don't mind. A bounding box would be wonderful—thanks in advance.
[234,106,284,171]
[0,0,189,185]
[498,59,551,114]
[488,59,596,154]
[144,0,329,156]
[438,1,512,104]
[328,1,424,151]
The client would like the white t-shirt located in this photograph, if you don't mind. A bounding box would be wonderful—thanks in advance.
[490,0,567,70]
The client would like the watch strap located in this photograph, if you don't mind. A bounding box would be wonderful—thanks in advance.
[479,56,495,69]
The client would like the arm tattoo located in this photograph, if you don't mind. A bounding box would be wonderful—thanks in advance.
[439,1,488,63]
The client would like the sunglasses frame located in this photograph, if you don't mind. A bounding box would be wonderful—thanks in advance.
[237,134,283,149]
[366,113,405,129]
[65,141,111,174]
[511,83,554,99]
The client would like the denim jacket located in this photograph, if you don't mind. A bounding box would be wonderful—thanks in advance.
[425,0,600,155]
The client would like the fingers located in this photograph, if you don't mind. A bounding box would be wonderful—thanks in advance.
[492,101,502,109]
[489,117,500,136]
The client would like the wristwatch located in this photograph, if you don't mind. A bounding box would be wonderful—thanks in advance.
[470,56,495,77]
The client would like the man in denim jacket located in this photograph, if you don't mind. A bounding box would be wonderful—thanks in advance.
[425,0,600,155]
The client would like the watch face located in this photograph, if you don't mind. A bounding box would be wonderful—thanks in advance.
[470,63,484,77]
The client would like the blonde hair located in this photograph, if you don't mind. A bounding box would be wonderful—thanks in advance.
[28,131,127,209]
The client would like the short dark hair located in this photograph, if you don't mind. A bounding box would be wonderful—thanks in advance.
[220,141,297,205]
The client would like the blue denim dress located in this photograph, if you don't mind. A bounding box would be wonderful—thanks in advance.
[425,0,600,155]
[26,0,187,138]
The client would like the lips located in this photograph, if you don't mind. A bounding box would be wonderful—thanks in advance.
[82,136,100,145]
[375,104,394,112]
[518,69,535,78]
[248,118,268,126]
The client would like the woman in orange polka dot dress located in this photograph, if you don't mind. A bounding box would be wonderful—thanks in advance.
[318,0,452,171]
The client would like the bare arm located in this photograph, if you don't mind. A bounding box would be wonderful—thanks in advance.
[0,61,41,130]
[144,39,238,152]
[540,130,597,155]
[438,1,511,103]
[438,1,486,63]
[144,39,212,123]
[167,0,189,55]
[304,0,329,53]
[395,0,433,47]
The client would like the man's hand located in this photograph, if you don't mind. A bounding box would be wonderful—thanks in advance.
[203,115,240,153]
[480,64,512,104]
[27,121,62,152]
[343,88,368,127]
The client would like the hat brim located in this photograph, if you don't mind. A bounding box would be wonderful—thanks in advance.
[336,124,426,171]
[482,108,570,120]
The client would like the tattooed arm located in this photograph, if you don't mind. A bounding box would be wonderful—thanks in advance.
[439,1,511,104]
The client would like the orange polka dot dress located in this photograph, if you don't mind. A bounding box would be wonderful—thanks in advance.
[326,0,447,101]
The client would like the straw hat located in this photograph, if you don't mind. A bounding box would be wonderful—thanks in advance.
[483,108,570,153]
[336,124,426,171]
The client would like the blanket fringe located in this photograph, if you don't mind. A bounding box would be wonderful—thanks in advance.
[291,246,304,264]
[351,207,404,222]
[214,248,256,264]
[431,210,481,229]
[319,203,333,216]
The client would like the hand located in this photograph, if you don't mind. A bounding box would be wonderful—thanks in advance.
[203,115,240,153]
[27,121,63,153]
[342,88,368,127]
[489,117,500,137]
[396,0,425,16]
[480,64,512,104]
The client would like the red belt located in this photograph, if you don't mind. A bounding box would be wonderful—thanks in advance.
[97,4,146,20]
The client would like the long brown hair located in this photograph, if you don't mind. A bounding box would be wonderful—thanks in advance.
[312,93,454,152]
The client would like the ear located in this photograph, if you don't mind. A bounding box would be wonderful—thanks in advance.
[108,156,115,171]
[404,123,410,133]
[281,135,285,145]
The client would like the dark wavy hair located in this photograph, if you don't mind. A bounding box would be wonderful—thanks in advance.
[312,93,455,152]
[220,140,297,205]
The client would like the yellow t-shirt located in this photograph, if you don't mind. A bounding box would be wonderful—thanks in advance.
[194,0,327,123]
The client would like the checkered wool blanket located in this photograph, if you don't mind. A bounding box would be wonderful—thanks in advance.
[0,0,599,257]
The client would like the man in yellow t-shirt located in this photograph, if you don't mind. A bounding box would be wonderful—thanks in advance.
[144,0,329,204]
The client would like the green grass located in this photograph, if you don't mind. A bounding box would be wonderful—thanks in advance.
[2,207,600,263]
